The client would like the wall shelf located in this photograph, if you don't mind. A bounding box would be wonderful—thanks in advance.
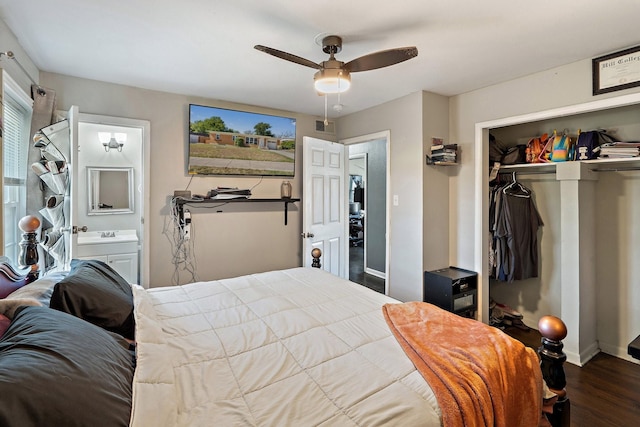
[173,197,300,225]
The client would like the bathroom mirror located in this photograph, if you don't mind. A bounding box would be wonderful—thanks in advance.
[87,167,134,215]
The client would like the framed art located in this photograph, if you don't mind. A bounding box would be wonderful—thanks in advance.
[592,45,640,95]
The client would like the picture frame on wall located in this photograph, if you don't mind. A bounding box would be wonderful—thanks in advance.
[592,45,640,95]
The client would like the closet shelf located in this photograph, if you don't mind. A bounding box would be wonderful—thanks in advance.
[498,157,640,174]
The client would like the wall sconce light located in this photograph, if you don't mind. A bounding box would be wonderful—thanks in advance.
[98,132,126,152]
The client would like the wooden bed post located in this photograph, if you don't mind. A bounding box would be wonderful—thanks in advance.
[538,315,570,427]
[17,215,40,284]
[311,248,322,268]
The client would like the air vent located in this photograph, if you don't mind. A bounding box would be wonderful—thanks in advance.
[315,120,335,134]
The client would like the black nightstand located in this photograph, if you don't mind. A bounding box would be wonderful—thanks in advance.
[423,267,477,318]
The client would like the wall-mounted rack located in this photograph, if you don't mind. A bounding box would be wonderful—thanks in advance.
[173,197,300,226]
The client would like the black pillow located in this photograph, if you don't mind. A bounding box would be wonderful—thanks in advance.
[0,306,134,427]
[50,259,135,339]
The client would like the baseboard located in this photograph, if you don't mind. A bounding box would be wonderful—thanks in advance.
[578,341,600,366]
[564,349,584,366]
[599,342,640,365]
[364,267,385,280]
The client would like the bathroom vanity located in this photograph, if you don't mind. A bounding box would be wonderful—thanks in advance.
[76,229,139,284]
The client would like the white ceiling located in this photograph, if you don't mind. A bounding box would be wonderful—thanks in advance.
[1,0,639,119]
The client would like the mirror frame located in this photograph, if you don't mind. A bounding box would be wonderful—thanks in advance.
[87,166,134,215]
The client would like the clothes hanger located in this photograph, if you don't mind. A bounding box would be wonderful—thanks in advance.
[503,171,531,198]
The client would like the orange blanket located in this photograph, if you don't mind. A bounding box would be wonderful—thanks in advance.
[383,302,542,427]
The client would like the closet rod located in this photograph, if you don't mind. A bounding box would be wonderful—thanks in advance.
[593,166,640,172]
[0,51,46,96]
[497,169,555,175]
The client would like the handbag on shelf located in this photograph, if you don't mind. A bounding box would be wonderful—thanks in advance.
[537,134,554,163]
[526,133,548,163]
[501,144,527,165]
[575,129,618,160]
[549,130,572,162]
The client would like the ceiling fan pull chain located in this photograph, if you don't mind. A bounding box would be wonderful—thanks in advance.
[324,94,329,126]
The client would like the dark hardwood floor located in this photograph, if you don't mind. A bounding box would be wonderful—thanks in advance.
[504,326,640,426]
[349,245,385,294]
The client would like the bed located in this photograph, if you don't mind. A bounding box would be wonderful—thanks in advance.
[0,249,569,427]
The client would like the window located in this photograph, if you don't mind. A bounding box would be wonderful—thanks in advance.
[2,71,33,261]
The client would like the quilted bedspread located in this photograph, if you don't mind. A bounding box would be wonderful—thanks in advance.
[129,267,442,426]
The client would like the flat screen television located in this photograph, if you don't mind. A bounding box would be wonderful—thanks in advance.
[188,104,296,176]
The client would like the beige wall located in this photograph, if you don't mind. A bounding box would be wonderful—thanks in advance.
[421,92,451,273]
[338,92,424,302]
[338,91,451,302]
[40,71,331,286]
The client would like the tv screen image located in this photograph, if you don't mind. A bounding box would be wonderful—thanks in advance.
[189,104,296,176]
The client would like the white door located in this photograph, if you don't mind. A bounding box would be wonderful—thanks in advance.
[302,136,347,277]
[67,105,80,269]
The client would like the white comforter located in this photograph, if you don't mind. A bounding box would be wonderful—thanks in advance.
[129,267,441,426]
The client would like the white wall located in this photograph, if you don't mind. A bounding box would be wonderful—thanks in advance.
[450,58,640,361]
[40,71,330,286]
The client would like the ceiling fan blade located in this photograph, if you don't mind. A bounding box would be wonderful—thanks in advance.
[344,47,418,72]
[254,45,322,70]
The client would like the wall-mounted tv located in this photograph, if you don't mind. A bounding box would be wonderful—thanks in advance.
[188,104,296,176]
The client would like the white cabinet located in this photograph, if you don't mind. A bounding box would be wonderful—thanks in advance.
[76,230,139,284]
[77,253,138,284]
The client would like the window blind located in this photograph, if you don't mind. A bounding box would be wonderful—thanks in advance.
[3,91,29,183]
[2,74,32,260]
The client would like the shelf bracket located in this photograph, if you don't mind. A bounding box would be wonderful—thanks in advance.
[284,200,292,225]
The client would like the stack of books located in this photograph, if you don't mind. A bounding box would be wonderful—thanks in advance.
[427,143,458,165]
[600,142,640,158]
[207,187,252,199]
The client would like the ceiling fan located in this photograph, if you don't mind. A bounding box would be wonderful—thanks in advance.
[254,35,418,94]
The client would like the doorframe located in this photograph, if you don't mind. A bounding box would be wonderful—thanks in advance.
[76,113,150,287]
[348,153,367,272]
[340,130,390,294]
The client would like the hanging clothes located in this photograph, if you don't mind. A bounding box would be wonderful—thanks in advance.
[489,173,543,282]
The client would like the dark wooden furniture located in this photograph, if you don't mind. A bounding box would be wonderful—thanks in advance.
[628,334,640,360]
[0,215,41,297]
[0,260,31,298]
[423,267,477,318]
[17,215,41,283]
[538,315,570,427]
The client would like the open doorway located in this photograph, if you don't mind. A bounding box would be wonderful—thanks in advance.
[345,134,388,294]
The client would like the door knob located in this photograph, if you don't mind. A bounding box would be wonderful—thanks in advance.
[72,225,88,234]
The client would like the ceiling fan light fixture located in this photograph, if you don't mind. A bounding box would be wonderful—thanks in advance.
[314,68,351,94]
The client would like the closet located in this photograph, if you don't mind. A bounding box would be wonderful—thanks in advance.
[474,92,640,366]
